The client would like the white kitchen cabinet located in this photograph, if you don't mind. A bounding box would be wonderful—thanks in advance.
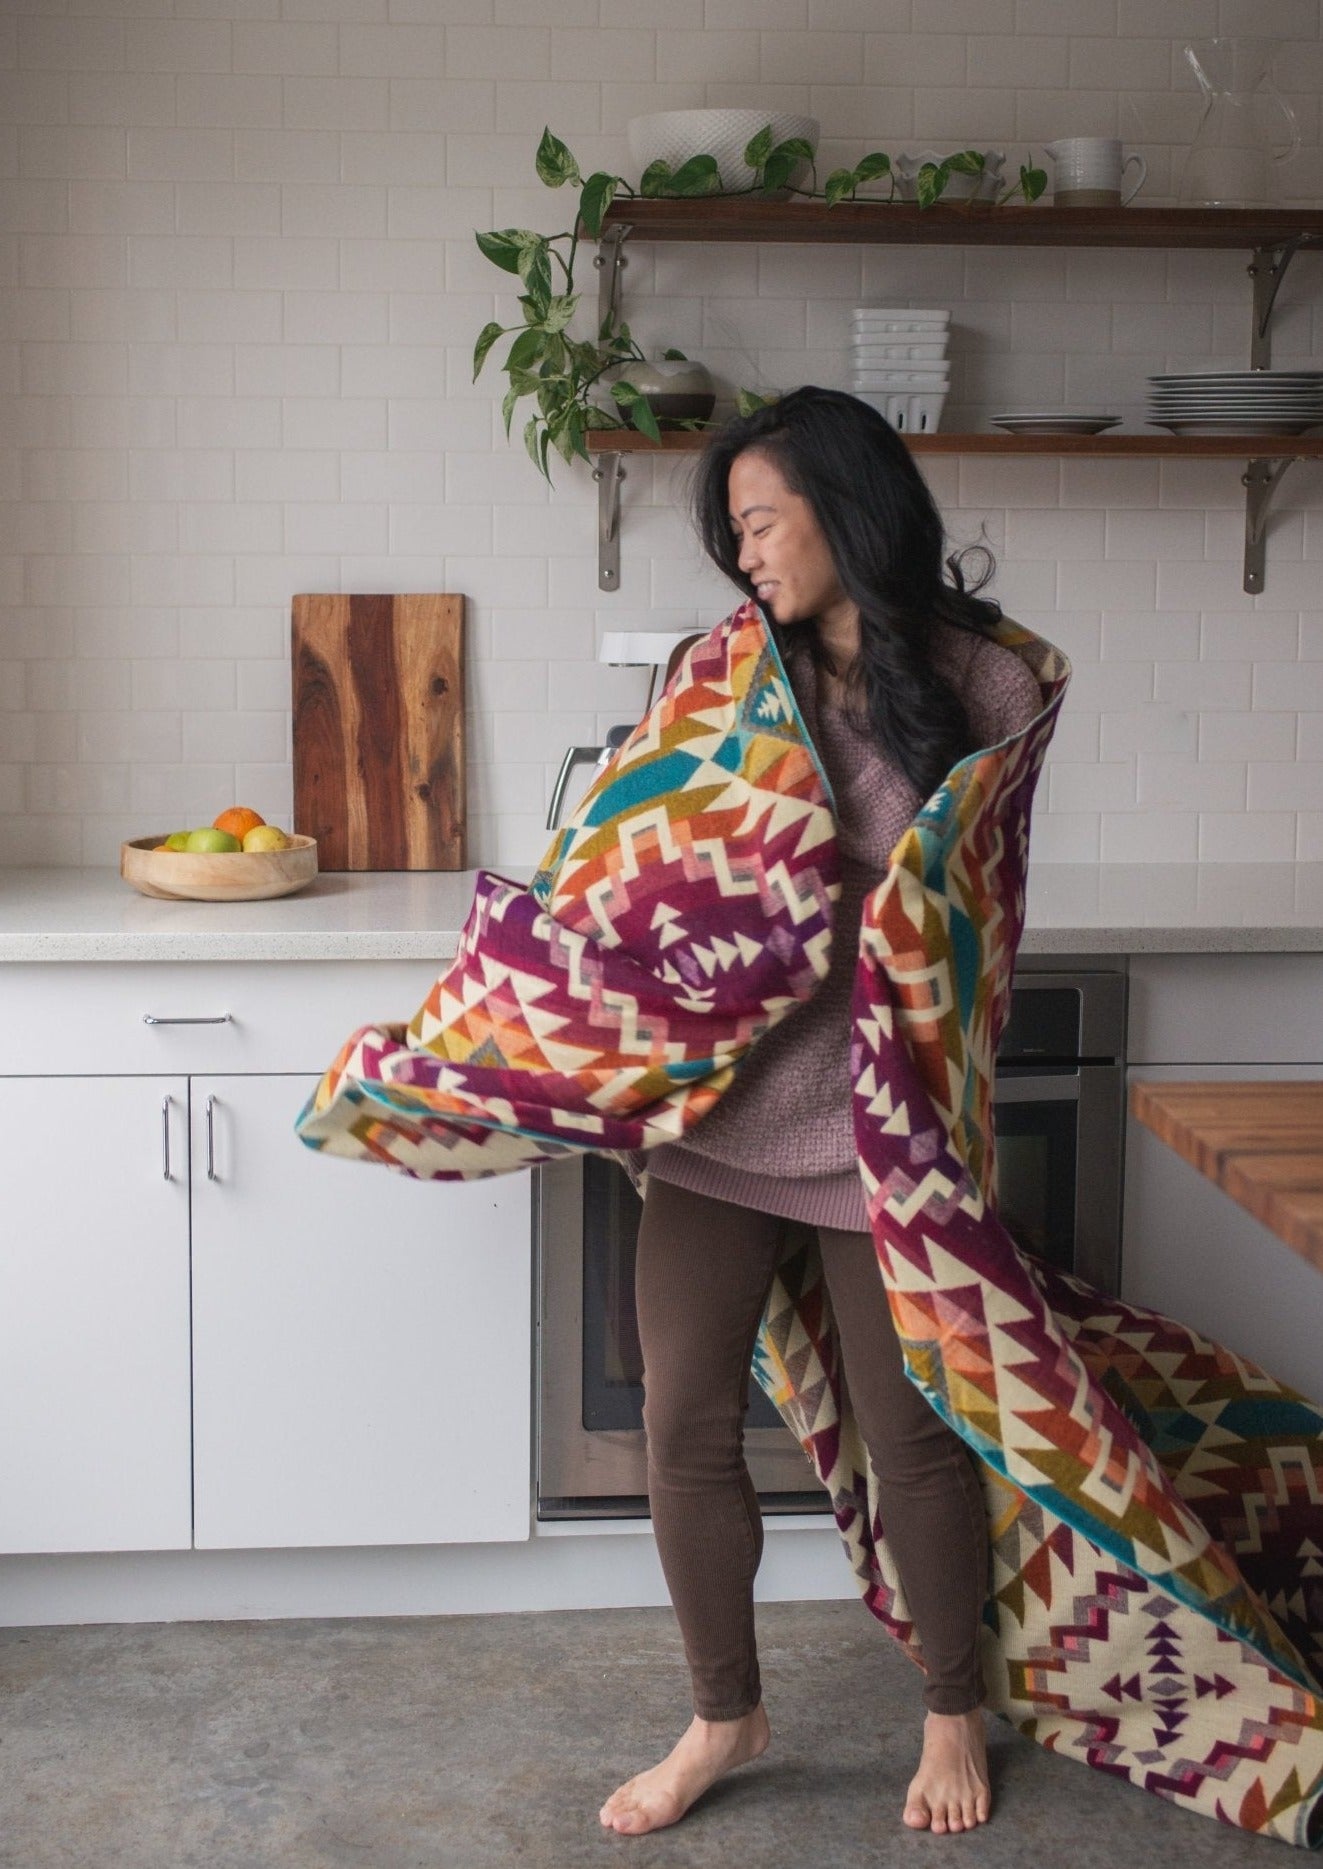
[0,1075,192,1555]
[1123,1060,1323,1402]
[1123,952,1323,1400]
[1127,953,1323,1066]
[190,1074,532,1550]
[1,959,534,1560]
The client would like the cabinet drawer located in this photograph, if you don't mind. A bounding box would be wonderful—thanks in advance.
[1127,954,1323,1065]
[0,960,437,1077]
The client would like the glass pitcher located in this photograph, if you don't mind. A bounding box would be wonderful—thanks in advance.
[1178,38,1300,206]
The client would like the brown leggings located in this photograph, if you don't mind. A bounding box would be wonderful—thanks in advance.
[635,1176,990,1721]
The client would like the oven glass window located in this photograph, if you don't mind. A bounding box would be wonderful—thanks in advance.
[993,1087,1078,1275]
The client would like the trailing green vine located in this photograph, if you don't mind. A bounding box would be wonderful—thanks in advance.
[473,127,1046,480]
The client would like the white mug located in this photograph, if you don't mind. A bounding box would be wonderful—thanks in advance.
[1045,137,1147,207]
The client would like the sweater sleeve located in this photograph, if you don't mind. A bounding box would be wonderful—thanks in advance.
[962,633,1044,748]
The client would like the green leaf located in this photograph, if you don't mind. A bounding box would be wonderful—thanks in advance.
[630,397,662,443]
[501,381,522,438]
[475,229,529,276]
[611,379,662,442]
[946,149,985,177]
[515,236,552,307]
[661,347,688,361]
[505,326,544,372]
[535,127,581,190]
[472,320,505,381]
[775,137,815,163]
[547,403,584,465]
[854,151,891,183]
[564,405,591,465]
[743,125,774,169]
[541,293,578,334]
[824,168,855,207]
[761,146,796,194]
[1020,163,1047,202]
[640,159,674,198]
[667,154,721,197]
[735,388,777,417]
[578,170,617,239]
[915,160,950,209]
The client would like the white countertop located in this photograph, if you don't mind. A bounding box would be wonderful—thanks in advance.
[1,862,1322,962]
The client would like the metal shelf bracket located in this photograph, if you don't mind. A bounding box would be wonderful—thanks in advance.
[1247,236,1319,368]
[594,451,625,591]
[595,222,631,334]
[1242,457,1294,594]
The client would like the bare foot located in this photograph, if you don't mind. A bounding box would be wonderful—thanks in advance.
[599,1704,770,1836]
[903,1709,991,1834]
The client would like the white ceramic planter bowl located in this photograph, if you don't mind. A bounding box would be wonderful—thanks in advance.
[627,110,819,194]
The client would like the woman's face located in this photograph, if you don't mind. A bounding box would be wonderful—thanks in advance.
[726,448,853,631]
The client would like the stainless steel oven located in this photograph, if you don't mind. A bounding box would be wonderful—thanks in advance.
[535,966,1126,1519]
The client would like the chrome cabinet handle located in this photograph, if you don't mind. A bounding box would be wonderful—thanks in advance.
[205,1095,218,1181]
[143,1013,232,1026]
[161,1095,172,1181]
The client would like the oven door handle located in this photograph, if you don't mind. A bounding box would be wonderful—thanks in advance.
[994,1075,1080,1104]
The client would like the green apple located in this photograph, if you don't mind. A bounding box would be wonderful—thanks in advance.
[183,826,242,854]
[161,831,190,851]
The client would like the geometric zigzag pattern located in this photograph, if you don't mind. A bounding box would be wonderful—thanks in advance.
[296,600,1323,1846]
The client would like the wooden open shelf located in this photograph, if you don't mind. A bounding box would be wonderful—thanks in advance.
[585,430,1323,458]
[582,203,1323,592]
[595,201,1323,249]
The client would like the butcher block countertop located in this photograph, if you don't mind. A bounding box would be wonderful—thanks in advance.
[2,861,1323,963]
[1129,1081,1323,1274]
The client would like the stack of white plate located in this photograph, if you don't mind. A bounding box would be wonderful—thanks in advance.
[1147,371,1323,437]
[850,307,949,432]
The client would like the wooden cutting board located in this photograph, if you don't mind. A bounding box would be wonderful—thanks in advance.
[292,593,465,871]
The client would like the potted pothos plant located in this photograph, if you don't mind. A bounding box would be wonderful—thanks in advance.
[473,128,1046,481]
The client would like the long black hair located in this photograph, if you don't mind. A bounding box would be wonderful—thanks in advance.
[692,385,1002,801]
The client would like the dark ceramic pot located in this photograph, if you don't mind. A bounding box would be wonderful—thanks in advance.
[621,360,716,432]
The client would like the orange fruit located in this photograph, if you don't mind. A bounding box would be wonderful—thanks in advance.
[213,805,265,840]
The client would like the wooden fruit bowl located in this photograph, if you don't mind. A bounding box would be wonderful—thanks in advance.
[121,834,318,902]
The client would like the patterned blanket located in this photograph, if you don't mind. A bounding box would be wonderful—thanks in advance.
[297,600,1323,1847]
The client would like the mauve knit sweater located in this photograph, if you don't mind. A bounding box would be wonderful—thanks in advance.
[641,621,1044,1232]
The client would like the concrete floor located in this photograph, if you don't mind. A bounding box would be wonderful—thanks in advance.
[0,1600,1291,1868]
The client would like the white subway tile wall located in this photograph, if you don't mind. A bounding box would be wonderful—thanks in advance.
[2,0,1323,866]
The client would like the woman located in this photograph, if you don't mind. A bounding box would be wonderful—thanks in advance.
[598,387,1044,1841]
